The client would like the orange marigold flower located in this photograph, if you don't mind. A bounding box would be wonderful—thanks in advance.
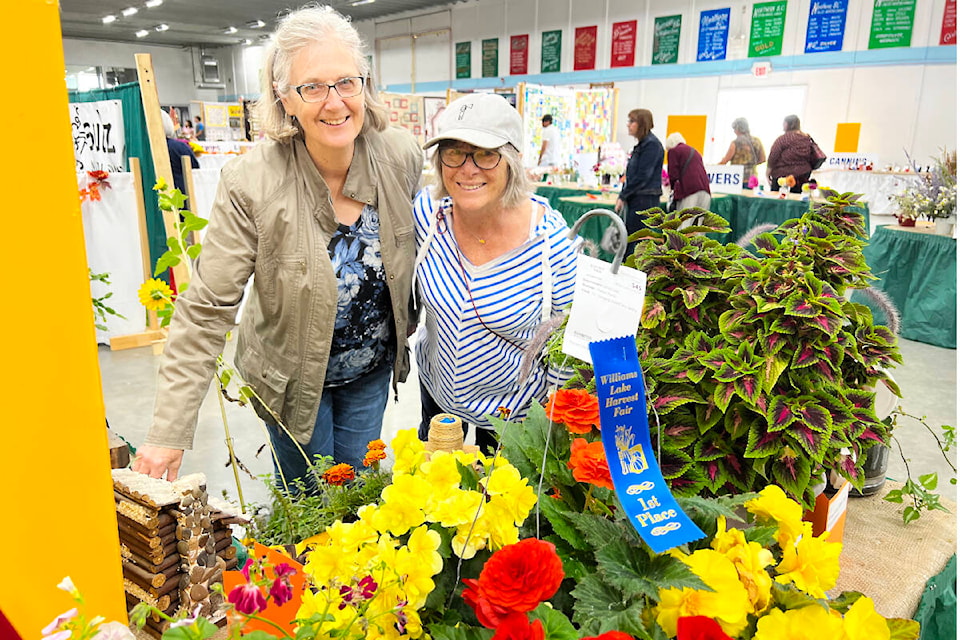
[568,438,613,490]
[544,389,600,434]
[362,448,387,467]
[366,439,387,451]
[322,463,355,485]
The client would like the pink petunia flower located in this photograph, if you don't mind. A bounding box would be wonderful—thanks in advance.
[42,608,78,635]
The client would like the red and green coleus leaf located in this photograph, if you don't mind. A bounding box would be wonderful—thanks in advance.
[650,384,705,414]
[658,447,695,480]
[703,458,735,493]
[791,344,820,370]
[695,399,724,433]
[761,355,789,393]
[713,382,739,414]
[641,298,667,329]
[783,423,831,463]
[766,396,794,432]
[745,423,788,459]
[679,284,710,309]
[769,453,815,508]
[810,389,855,430]
[661,422,701,449]
[734,374,763,406]
[724,402,762,440]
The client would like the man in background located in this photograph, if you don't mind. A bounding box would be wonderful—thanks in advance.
[538,114,560,166]
[194,115,205,141]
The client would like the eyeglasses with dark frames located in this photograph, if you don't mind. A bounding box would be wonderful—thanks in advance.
[438,147,503,170]
[293,76,365,103]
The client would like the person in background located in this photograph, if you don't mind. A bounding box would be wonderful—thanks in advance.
[181,120,195,140]
[132,5,423,489]
[160,110,199,195]
[767,114,815,193]
[666,132,711,212]
[616,108,664,254]
[538,113,560,167]
[194,115,205,140]
[413,93,579,453]
[719,117,766,184]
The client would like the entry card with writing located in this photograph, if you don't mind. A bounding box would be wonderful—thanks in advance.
[562,253,646,365]
[589,335,705,554]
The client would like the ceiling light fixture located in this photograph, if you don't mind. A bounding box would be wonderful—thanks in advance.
[246,19,266,28]
[224,26,237,34]
[122,7,138,16]
[135,29,149,37]
[155,23,169,31]
[351,0,376,5]
[102,14,117,24]
[145,0,163,6]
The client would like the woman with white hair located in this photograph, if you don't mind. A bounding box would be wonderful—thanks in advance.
[134,6,423,489]
[413,93,579,452]
[719,117,766,183]
[666,132,711,212]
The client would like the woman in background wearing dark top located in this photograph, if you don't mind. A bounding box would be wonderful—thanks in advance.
[161,110,199,195]
[665,132,711,212]
[616,108,663,254]
[767,114,815,193]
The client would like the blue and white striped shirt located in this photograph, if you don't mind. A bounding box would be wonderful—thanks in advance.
[413,188,579,430]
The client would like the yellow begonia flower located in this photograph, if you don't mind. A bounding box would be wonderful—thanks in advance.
[712,516,775,613]
[841,596,891,640]
[775,534,842,599]
[744,485,807,547]
[481,496,522,549]
[418,452,463,502]
[295,530,330,556]
[453,518,492,559]
[390,429,426,475]
[137,278,174,311]
[376,474,431,535]
[428,488,484,528]
[406,525,443,574]
[655,549,752,637]
[302,543,354,584]
[754,605,844,640]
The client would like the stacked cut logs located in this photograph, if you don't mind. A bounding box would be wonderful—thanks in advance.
[113,470,245,638]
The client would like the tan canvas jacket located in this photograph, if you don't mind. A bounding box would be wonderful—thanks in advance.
[145,126,423,449]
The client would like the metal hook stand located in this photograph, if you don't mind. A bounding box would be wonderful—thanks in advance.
[567,208,629,274]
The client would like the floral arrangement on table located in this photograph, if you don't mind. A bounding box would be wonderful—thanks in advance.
[43,417,920,639]
[890,149,957,222]
[594,142,627,185]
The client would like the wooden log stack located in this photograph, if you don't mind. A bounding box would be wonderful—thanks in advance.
[113,470,246,638]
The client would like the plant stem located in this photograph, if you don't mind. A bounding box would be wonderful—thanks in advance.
[218,378,246,513]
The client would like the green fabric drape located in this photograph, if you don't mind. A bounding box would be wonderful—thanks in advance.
[915,554,957,640]
[862,225,957,349]
[68,82,167,280]
[535,185,604,210]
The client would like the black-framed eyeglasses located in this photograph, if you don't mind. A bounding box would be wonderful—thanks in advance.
[438,147,503,170]
[293,76,365,103]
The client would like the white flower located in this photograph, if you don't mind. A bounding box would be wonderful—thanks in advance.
[91,621,136,640]
[41,608,78,635]
[56,577,77,594]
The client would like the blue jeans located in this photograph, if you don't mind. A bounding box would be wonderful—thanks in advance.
[267,361,392,492]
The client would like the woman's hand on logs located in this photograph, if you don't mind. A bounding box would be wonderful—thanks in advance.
[132,445,184,481]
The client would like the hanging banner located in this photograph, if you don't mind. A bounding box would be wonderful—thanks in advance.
[868,0,916,49]
[611,20,638,68]
[941,0,957,45]
[510,34,529,75]
[70,100,126,173]
[574,25,598,71]
[541,30,562,72]
[455,41,471,79]
[697,8,731,61]
[805,0,849,53]
[749,1,788,57]
[481,38,499,77]
[652,15,682,65]
[589,336,706,554]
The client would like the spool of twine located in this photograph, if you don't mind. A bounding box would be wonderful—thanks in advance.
[428,413,464,452]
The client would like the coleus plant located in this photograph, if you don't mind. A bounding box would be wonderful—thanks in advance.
[549,192,901,510]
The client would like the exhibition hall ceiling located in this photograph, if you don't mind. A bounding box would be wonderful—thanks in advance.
[59,0,461,47]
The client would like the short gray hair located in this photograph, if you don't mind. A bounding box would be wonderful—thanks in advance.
[732,117,750,134]
[665,131,685,150]
[254,5,388,142]
[784,114,801,131]
[430,143,532,209]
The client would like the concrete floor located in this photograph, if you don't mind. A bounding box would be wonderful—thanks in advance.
[99,333,957,514]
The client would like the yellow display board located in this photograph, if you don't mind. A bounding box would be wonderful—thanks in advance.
[835,122,861,153]
[0,1,126,635]
[665,115,708,155]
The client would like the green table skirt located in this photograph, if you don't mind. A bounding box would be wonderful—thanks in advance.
[862,226,957,349]
[535,185,604,210]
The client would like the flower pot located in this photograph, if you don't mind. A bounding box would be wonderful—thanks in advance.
[854,444,890,496]
[898,216,916,227]
[934,216,954,236]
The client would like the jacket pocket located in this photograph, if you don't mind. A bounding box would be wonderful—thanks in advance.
[236,343,290,425]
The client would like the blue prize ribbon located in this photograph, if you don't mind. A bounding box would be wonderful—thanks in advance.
[589,336,705,554]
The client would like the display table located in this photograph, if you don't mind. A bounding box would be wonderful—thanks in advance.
[812,169,922,215]
[535,182,606,210]
[862,224,956,349]
[832,482,956,624]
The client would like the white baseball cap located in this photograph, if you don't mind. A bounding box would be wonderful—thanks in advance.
[423,93,523,151]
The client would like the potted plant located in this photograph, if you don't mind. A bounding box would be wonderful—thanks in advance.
[890,149,957,234]
[548,192,902,511]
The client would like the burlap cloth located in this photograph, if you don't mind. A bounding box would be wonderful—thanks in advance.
[830,481,957,619]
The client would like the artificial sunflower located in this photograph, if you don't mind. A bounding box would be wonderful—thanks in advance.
[138,278,174,311]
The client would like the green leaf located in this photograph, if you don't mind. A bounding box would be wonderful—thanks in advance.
[239,631,284,640]
[530,603,578,640]
[641,299,667,329]
[538,496,590,552]
[160,617,219,640]
[903,506,921,524]
[884,489,904,504]
[187,243,203,260]
[456,459,480,491]
[568,510,629,550]
[427,624,494,640]
[770,582,821,611]
[570,574,653,640]
[153,252,182,276]
[918,472,939,491]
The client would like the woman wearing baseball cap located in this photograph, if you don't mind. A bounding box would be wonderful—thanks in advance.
[413,93,580,452]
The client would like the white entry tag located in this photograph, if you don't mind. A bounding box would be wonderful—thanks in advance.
[562,253,647,364]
